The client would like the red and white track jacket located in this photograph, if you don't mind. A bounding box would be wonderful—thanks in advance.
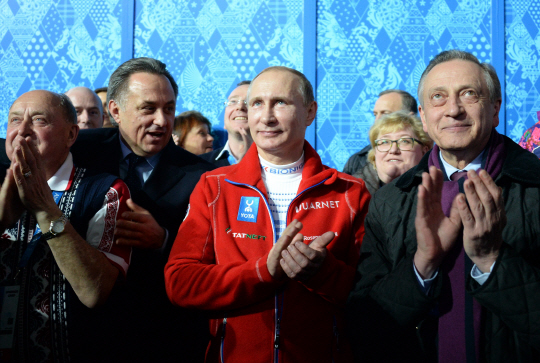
[165,142,370,363]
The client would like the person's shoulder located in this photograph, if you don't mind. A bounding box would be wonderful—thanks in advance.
[161,142,216,173]
[503,136,540,183]
[75,127,118,144]
[200,147,222,162]
[335,169,366,186]
[0,138,10,167]
[77,167,121,188]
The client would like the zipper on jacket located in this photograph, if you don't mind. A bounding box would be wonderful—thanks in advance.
[225,178,329,363]
[333,315,340,352]
[220,316,227,363]
[274,317,280,349]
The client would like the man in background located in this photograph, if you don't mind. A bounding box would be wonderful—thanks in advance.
[65,86,104,129]
[201,80,253,166]
[343,89,417,175]
[95,86,116,127]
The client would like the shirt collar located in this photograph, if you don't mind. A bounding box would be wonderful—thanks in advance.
[119,132,161,168]
[47,152,73,192]
[216,140,239,164]
[439,148,485,179]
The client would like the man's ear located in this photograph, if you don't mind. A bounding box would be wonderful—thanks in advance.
[305,101,318,127]
[419,105,429,133]
[109,100,122,125]
[67,123,80,148]
[492,99,502,128]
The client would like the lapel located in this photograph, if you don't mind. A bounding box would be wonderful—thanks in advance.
[106,129,124,176]
[142,140,187,201]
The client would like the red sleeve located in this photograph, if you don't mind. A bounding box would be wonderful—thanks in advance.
[164,175,283,311]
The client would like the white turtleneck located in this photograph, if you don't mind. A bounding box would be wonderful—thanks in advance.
[259,153,305,238]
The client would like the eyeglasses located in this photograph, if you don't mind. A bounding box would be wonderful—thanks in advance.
[374,137,423,152]
[224,99,247,107]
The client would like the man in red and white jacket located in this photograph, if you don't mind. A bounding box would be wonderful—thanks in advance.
[165,66,370,363]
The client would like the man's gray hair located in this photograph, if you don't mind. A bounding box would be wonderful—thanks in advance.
[378,89,418,114]
[107,57,178,108]
[248,66,314,107]
[56,93,78,125]
[417,50,501,107]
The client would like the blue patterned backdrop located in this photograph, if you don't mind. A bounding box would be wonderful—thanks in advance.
[0,0,124,137]
[1,0,539,169]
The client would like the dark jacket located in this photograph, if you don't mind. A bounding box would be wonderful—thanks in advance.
[200,146,231,167]
[343,144,371,175]
[352,162,380,195]
[347,136,540,363]
[0,138,10,181]
[71,128,215,363]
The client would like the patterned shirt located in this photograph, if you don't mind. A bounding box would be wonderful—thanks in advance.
[260,154,305,238]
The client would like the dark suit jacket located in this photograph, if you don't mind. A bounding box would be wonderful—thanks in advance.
[0,138,11,181]
[71,128,215,363]
[200,146,231,167]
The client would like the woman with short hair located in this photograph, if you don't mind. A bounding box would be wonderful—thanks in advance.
[354,111,433,194]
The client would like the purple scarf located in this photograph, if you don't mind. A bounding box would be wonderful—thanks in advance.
[427,129,506,363]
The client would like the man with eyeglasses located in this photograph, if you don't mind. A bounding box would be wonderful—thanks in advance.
[201,81,253,166]
[165,66,370,362]
[348,50,540,362]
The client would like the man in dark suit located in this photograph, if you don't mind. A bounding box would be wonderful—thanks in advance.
[71,57,214,363]
[201,80,252,166]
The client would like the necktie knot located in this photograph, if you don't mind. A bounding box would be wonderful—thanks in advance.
[451,170,468,181]
[128,153,145,168]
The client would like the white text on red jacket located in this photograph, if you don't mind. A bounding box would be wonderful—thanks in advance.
[295,200,340,213]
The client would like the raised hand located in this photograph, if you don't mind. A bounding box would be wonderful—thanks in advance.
[267,220,304,279]
[414,166,462,278]
[280,231,335,282]
[11,136,59,222]
[458,169,505,272]
[115,198,166,249]
[0,169,24,232]
[236,126,253,161]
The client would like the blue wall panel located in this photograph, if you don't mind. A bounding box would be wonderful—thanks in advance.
[505,0,540,142]
[0,0,539,171]
[0,0,126,137]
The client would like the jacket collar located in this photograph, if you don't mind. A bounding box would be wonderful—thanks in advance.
[225,141,337,191]
[396,135,540,190]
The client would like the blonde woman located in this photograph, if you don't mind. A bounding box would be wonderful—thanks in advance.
[354,111,433,194]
